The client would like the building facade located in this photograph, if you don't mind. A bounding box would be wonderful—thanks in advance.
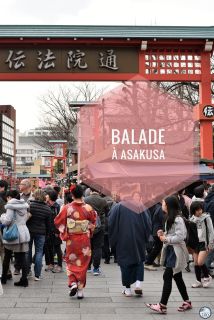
[16,128,51,174]
[0,105,16,178]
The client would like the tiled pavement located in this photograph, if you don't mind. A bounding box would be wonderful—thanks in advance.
[0,261,214,320]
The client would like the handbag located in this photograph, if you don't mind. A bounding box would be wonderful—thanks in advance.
[3,211,19,241]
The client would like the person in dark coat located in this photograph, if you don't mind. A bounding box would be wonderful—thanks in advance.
[108,199,151,297]
[44,190,62,273]
[0,180,8,216]
[204,185,214,225]
[204,185,214,275]
[102,194,116,264]
[145,203,164,270]
[84,187,109,275]
[27,189,51,280]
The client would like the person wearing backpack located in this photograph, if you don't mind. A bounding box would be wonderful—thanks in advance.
[84,187,109,275]
[190,201,214,288]
[146,195,191,314]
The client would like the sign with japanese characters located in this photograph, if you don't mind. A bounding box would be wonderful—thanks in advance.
[194,104,214,121]
[0,47,138,73]
[3,168,8,176]
[44,157,52,168]
[203,105,214,118]
[54,143,64,158]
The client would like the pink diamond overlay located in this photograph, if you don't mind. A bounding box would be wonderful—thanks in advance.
[79,79,199,211]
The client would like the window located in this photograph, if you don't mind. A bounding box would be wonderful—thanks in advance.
[16,149,33,154]
[2,123,14,141]
[2,115,14,127]
[2,138,14,156]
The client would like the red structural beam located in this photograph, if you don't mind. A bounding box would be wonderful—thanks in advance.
[0,38,206,46]
[0,73,202,82]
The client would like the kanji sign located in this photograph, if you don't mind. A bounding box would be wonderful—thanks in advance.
[44,157,52,168]
[203,105,214,118]
[54,143,64,158]
[0,47,138,73]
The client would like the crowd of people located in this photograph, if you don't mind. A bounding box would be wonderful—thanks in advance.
[0,179,214,314]
[0,179,63,287]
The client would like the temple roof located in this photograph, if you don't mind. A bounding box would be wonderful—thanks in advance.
[0,25,214,39]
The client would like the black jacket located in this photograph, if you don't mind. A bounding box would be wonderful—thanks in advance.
[149,203,164,236]
[104,196,116,234]
[84,193,108,229]
[0,192,6,216]
[27,200,51,235]
[204,192,214,226]
[49,202,60,234]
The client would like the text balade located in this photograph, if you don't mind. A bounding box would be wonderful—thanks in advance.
[111,129,166,160]
[112,129,165,145]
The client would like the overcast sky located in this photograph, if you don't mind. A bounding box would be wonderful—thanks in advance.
[0,0,214,130]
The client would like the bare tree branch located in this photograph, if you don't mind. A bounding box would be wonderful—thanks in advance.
[35,83,105,166]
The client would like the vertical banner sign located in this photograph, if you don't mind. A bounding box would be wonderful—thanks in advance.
[44,157,52,168]
[3,168,8,177]
[54,143,64,158]
[0,168,3,179]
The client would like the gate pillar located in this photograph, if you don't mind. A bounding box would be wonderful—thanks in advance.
[199,52,213,161]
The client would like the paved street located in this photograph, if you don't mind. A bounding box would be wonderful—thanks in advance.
[0,260,214,320]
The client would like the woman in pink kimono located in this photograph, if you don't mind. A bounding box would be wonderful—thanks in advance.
[54,185,96,299]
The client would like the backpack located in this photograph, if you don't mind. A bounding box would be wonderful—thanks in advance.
[183,218,199,250]
[178,195,189,220]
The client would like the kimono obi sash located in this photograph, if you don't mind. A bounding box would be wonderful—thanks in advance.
[67,218,89,234]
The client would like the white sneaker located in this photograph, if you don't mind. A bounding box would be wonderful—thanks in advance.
[203,276,212,288]
[192,280,202,288]
[122,289,132,297]
[77,289,84,299]
[34,276,41,281]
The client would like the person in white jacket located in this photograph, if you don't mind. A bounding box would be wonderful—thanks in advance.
[0,190,30,287]
[146,195,191,314]
[190,201,214,288]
